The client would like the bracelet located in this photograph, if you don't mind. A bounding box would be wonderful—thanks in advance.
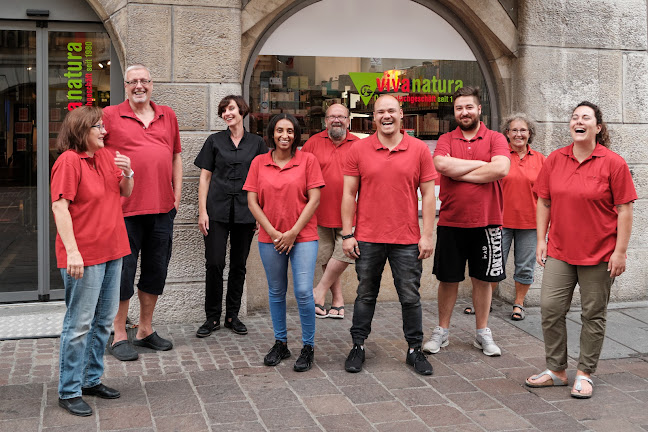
[124,169,134,179]
[341,233,354,240]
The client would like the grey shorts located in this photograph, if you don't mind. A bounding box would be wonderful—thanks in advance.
[316,226,355,266]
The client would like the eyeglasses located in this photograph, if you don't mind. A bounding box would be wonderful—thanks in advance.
[509,128,528,135]
[91,123,106,130]
[124,79,152,86]
[326,115,348,121]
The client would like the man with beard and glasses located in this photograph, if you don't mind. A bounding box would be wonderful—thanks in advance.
[302,104,359,319]
[423,86,510,357]
[341,95,438,375]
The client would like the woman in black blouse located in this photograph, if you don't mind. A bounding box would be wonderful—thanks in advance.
[194,95,267,337]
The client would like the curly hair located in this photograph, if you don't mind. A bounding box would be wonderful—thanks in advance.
[500,113,536,145]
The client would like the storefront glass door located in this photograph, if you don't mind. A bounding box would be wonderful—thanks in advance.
[0,28,38,298]
[0,22,115,302]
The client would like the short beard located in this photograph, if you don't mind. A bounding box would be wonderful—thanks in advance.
[458,117,479,132]
[328,126,346,141]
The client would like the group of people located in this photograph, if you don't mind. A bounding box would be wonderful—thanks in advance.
[51,62,636,417]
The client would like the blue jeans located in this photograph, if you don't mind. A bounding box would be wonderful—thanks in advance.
[58,259,122,399]
[350,242,423,347]
[258,241,318,346]
[502,228,537,285]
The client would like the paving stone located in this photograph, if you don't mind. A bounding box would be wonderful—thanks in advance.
[153,414,210,432]
[148,394,202,417]
[473,377,528,396]
[204,401,257,425]
[340,383,394,404]
[390,387,447,406]
[0,398,43,421]
[288,377,342,397]
[357,400,415,423]
[451,361,506,380]
[0,418,41,432]
[302,394,358,416]
[524,411,588,431]
[375,420,432,432]
[371,370,428,389]
[316,413,374,431]
[257,406,318,430]
[467,407,534,431]
[446,392,504,411]
[411,404,474,428]
[97,404,153,429]
[426,375,478,394]
[495,392,558,415]
[212,422,267,432]
[247,387,301,410]
[195,382,247,403]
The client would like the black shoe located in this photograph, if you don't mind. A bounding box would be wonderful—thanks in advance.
[264,340,291,366]
[294,345,314,372]
[224,317,248,335]
[196,320,220,338]
[82,383,120,399]
[108,340,139,361]
[58,397,92,416]
[406,347,433,376]
[132,331,173,351]
[345,344,365,373]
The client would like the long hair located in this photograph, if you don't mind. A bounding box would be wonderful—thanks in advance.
[57,106,103,153]
[573,101,609,148]
[266,113,301,155]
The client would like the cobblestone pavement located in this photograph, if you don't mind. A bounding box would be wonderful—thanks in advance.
[1,302,648,431]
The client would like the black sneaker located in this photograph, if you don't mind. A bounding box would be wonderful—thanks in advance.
[294,345,314,372]
[406,347,433,376]
[196,320,220,338]
[264,340,291,366]
[345,344,365,373]
[224,316,248,335]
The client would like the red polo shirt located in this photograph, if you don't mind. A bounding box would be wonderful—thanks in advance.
[502,146,546,229]
[51,149,131,268]
[534,143,637,265]
[343,133,438,244]
[103,100,181,217]
[243,150,325,244]
[434,122,510,228]
[301,130,359,228]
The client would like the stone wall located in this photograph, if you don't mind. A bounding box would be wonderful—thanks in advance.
[91,0,648,324]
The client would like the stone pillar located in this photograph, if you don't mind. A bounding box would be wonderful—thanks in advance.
[100,0,245,323]
[514,0,648,304]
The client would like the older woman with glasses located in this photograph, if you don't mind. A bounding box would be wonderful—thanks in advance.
[51,106,133,416]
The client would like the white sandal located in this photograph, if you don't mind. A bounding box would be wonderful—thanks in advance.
[525,369,568,387]
[571,375,594,399]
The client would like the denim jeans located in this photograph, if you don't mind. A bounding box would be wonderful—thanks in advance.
[502,228,537,285]
[350,242,423,347]
[258,241,318,346]
[59,258,122,399]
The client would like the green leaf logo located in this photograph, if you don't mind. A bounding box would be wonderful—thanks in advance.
[349,72,383,106]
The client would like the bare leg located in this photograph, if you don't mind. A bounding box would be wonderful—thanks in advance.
[112,299,130,344]
[514,281,531,314]
[136,291,158,339]
[313,258,349,307]
[438,281,459,328]
[472,278,492,330]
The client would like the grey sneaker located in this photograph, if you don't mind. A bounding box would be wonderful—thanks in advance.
[474,328,501,356]
[422,326,449,354]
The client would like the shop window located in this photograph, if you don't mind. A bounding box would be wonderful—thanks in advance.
[248,55,490,148]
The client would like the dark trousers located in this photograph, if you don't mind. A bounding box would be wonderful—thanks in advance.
[350,241,424,348]
[204,221,256,322]
[121,209,176,301]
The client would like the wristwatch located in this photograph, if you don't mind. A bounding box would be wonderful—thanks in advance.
[341,233,354,240]
[124,169,135,179]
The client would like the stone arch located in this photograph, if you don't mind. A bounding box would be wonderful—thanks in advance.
[241,0,519,119]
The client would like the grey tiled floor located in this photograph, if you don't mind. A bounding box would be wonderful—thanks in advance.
[2,301,648,431]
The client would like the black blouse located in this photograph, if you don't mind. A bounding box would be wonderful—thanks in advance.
[194,129,267,224]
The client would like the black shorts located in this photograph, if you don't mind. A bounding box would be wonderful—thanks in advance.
[433,225,506,283]
[120,208,176,300]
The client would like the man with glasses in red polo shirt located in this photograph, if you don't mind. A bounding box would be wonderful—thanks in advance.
[103,64,183,362]
[302,104,359,320]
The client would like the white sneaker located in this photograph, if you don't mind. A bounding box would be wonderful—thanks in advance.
[422,326,449,354]
[474,328,501,356]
